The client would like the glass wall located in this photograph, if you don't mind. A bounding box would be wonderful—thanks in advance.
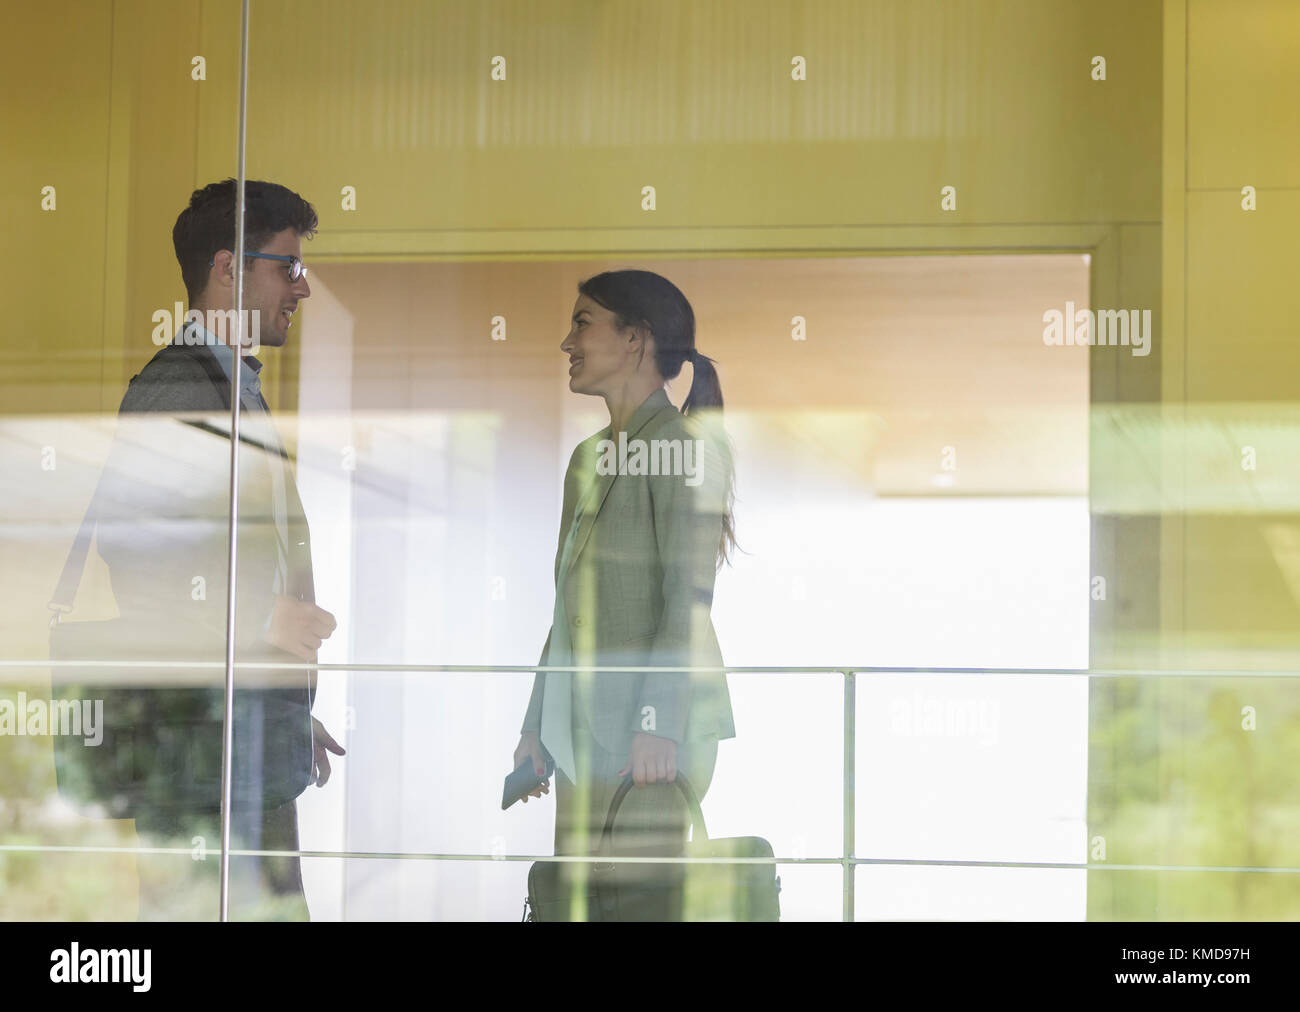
[6,0,1295,922]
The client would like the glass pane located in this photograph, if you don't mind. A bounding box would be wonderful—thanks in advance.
[24,0,1297,926]
[0,0,242,919]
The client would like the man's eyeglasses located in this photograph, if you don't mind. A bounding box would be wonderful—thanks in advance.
[209,252,308,281]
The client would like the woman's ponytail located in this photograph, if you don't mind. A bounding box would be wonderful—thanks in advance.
[682,350,724,415]
[680,349,735,567]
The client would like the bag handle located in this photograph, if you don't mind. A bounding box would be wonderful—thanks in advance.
[595,773,709,862]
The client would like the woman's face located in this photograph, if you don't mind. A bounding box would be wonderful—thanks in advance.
[561,294,646,396]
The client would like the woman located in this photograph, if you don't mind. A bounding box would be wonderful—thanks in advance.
[514,269,737,918]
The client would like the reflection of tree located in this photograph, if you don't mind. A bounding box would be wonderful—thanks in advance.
[1088,677,1300,920]
[0,678,139,919]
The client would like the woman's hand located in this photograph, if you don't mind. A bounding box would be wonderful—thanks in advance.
[513,731,550,802]
[619,732,677,787]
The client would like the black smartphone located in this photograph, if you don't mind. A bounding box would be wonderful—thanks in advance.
[501,754,555,810]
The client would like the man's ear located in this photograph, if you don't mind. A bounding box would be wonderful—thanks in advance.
[210,250,236,289]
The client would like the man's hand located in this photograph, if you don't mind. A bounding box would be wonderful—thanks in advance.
[619,732,677,787]
[513,731,550,803]
[311,717,346,787]
[265,596,337,661]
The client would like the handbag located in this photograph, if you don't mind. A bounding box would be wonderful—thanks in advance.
[47,480,314,819]
[524,773,780,922]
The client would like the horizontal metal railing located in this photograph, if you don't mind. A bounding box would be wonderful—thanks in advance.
[9,660,1300,675]
[4,661,1298,921]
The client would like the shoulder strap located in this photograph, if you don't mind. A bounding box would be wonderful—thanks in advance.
[49,341,233,621]
[48,484,102,621]
[168,341,232,412]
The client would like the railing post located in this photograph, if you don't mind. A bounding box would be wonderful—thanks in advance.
[843,669,855,922]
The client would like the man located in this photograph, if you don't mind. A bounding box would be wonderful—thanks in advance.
[94,179,343,919]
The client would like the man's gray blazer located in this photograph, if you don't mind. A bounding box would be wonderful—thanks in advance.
[92,340,316,807]
[97,341,316,653]
[522,388,736,759]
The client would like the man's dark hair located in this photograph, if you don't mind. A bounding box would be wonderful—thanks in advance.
[172,179,318,303]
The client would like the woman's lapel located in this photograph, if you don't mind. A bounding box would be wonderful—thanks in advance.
[565,389,675,573]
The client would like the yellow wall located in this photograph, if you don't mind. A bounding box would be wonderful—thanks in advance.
[1093,0,1300,920]
[1,0,1162,413]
